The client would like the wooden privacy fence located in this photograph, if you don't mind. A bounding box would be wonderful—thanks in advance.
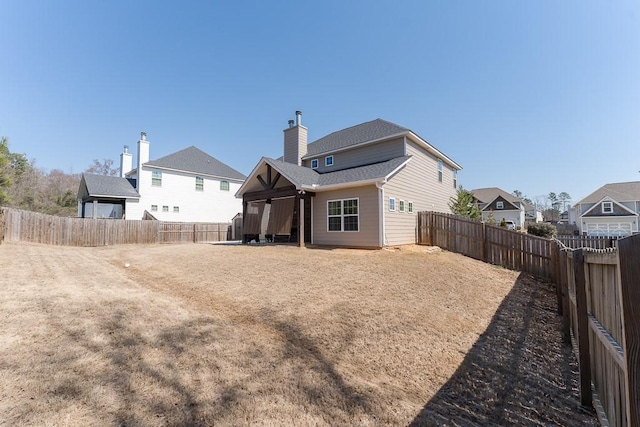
[556,239,639,427]
[1,208,230,246]
[417,211,553,280]
[556,235,619,250]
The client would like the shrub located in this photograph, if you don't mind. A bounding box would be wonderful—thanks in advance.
[500,218,507,228]
[527,222,557,238]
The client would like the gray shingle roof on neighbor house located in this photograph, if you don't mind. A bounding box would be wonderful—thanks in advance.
[303,119,409,157]
[264,156,412,188]
[82,174,140,198]
[471,187,522,205]
[577,181,640,204]
[144,146,246,181]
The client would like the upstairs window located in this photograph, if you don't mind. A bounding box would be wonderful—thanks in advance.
[151,205,158,212]
[152,170,162,187]
[162,205,169,212]
[496,201,504,209]
[173,206,179,213]
[311,159,319,169]
[453,170,458,189]
[325,156,334,167]
[602,201,613,213]
[389,198,396,212]
[195,176,204,191]
[220,180,230,191]
[408,201,414,213]
[399,200,405,213]
[437,159,443,182]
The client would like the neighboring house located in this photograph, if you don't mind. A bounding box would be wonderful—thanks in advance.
[236,111,462,247]
[471,187,536,228]
[78,133,246,222]
[572,181,640,237]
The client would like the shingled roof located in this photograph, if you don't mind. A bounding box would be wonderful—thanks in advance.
[80,174,140,199]
[259,156,412,190]
[303,119,409,157]
[472,187,522,205]
[576,181,640,204]
[144,146,246,181]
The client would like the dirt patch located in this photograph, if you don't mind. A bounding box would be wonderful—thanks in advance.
[0,242,596,426]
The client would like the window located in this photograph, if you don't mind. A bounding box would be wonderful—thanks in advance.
[453,170,458,189]
[408,201,414,213]
[327,199,359,232]
[152,170,162,187]
[196,176,204,191]
[496,201,504,209]
[162,205,169,212]
[389,197,396,212]
[173,206,179,213]
[437,159,443,182]
[325,155,334,167]
[399,200,405,213]
[602,202,613,213]
[220,180,230,191]
[151,205,158,212]
[311,159,318,169]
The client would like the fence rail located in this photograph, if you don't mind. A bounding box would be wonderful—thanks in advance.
[1,208,230,246]
[556,235,619,249]
[417,211,553,280]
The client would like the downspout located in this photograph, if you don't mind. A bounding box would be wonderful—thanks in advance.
[377,182,385,247]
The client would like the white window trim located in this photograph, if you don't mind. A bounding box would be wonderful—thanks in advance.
[195,176,204,191]
[173,206,179,213]
[220,180,230,191]
[389,197,396,212]
[325,155,334,167]
[496,201,504,209]
[151,204,158,212]
[327,198,359,232]
[453,170,457,189]
[408,201,414,214]
[602,202,613,213]
[152,170,162,187]
[399,200,405,213]
[311,159,318,169]
[162,205,169,212]
[437,159,443,182]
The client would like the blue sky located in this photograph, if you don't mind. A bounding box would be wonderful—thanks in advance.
[1,1,638,205]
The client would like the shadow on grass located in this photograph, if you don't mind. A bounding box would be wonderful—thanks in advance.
[25,301,374,426]
[409,273,597,427]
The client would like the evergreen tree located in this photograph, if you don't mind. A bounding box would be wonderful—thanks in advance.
[449,186,481,220]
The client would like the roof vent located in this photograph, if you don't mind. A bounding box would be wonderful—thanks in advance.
[140,132,147,141]
[288,119,295,128]
[295,110,302,126]
[123,145,129,154]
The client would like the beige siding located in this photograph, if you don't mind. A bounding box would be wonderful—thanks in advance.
[303,138,405,172]
[382,140,458,245]
[283,126,308,166]
[312,185,381,248]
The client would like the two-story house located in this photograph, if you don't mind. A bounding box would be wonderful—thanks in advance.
[471,187,539,228]
[236,111,462,247]
[78,133,245,222]
[572,181,640,237]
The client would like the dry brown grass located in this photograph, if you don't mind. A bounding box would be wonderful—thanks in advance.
[0,242,596,426]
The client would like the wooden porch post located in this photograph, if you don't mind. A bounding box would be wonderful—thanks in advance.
[242,199,247,244]
[92,200,98,219]
[298,192,305,248]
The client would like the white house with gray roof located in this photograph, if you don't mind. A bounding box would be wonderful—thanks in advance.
[236,111,462,247]
[572,181,640,237]
[78,133,245,222]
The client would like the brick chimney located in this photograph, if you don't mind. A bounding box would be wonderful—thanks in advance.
[283,110,307,166]
[120,145,133,177]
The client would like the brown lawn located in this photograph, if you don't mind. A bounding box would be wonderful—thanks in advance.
[0,242,596,426]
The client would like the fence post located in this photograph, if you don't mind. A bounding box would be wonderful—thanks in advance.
[560,250,571,345]
[0,208,4,243]
[551,243,562,315]
[617,235,640,427]
[428,212,435,246]
[573,249,592,408]
[193,223,197,243]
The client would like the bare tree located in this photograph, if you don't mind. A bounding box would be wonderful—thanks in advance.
[86,159,119,176]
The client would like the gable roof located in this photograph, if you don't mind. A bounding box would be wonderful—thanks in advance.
[301,118,461,170]
[236,156,412,197]
[80,174,140,199]
[581,196,638,217]
[472,187,522,205]
[576,181,640,204]
[304,119,409,157]
[143,146,246,181]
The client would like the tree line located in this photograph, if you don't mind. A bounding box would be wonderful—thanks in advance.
[0,136,117,217]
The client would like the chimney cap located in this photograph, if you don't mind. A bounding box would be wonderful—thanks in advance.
[140,132,147,141]
[295,110,302,126]
[123,145,129,154]
[288,119,295,128]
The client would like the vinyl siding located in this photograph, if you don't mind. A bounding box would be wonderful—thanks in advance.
[303,138,404,173]
[125,167,243,222]
[312,185,380,248]
[283,126,308,166]
[382,140,458,245]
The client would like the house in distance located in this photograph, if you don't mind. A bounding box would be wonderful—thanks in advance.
[236,111,462,247]
[78,132,245,222]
